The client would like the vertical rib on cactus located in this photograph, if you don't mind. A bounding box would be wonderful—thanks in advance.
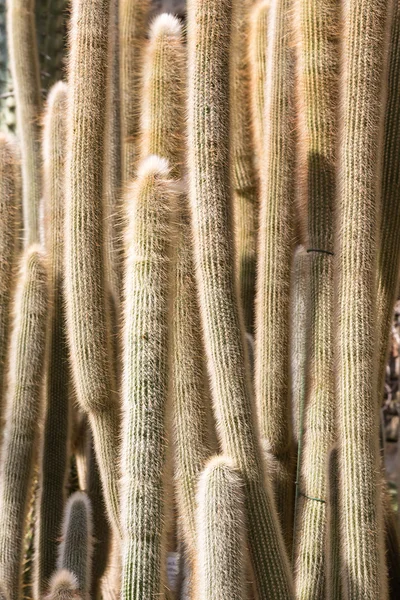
[0,134,18,421]
[290,246,308,445]
[104,0,123,307]
[377,2,400,399]
[335,0,392,595]
[7,0,41,245]
[254,0,296,550]
[248,1,269,170]
[326,447,341,600]
[119,0,150,182]
[65,0,120,535]
[121,156,176,600]
[197,457,246,600]
[187,0,293,596]
[0,247,48,600]
[34,81,70,598]
[57,492,93,598]
[231,0,259,335]
[292,0,339,594]
[45,570,81,600]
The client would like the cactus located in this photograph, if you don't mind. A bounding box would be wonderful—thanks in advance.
[0,247,48,600]
[187,0,293,596]
[292,0,339,594]
[248,1,269,169]
[326,447,340,600]
[34,81,71,598]
[197,456,246,600]
[45,570,81,600]
[7,0,42,245]
[57,492,93,598]
[231,0,259,335]
[254,0,296,549]
[335,0,392,596]
[0,134,18,421]
[119,0,150,182]
[64,0,121,535]
[121,156,176,600]
[377,1,400,399]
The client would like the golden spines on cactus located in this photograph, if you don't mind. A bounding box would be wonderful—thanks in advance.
[7,0,42,245]
[34,81,71,598]
[254,0,296,550]
[197,457,246,600]
[335,0,392,596]
[120,0,150,183]
[292,0,339,595]
[65,0,121,535]
[0,247,48,600]
[0,134,19,422]
[121,156,176,600]
[187,0,294,596]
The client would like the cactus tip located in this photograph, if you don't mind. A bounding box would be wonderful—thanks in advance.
[136,155,170,179]
[149,13,182,39]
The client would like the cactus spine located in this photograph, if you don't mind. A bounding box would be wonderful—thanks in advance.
[292,0,339,594]
[121,156,176,600]
[335,0,392,596]
[57,492,93,598]
[0,134,18,419]
[187,0,293,596]
[7,0,42,245]
[0,247,48,600]
[34,81,70,597]
[254,0,296,549]
[377,1,400,399]
[231,0,259,335]
[248,1,269,169]
[119,0,150,182]
[65,0,120,535]
[197,457,246,600]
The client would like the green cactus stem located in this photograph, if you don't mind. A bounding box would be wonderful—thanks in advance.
[0,247,48,600]
[64,0,121,535]
[187,0,294,596]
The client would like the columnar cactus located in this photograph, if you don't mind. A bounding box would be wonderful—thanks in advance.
[0,247,48,600]
[7,0,42,245]
[231,0,259,334]
[326,448,340,600]
[248,1,269,169]
[254,0,296,549]
[57,492,93,598]
[293,0,339,594]
[377,1,400,399]
[34,81,70,598]
[335,0,392,596]
[121,156,176,600]
[0,134,18,420]
[197,457,246,600]
[187,0,293,596]
[64,0,121,535]
[119,0,150,182]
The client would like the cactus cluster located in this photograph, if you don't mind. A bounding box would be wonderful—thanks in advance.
[0,0,400,599]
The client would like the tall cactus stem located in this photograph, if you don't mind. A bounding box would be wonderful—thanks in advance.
[65,0,121,535]
[197,456,246,600]
[57,492,93,598]
[121,156,176,600]
[119,0,150,183]
[0,134,18,422]
[292,0,339,593]
[187,0,294,596]
[0,247,48,600]
[231,0,259,334]
[7,0,42,245]
[254,0,296,550]
[34,81,71,598]
[335,0,392,595]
